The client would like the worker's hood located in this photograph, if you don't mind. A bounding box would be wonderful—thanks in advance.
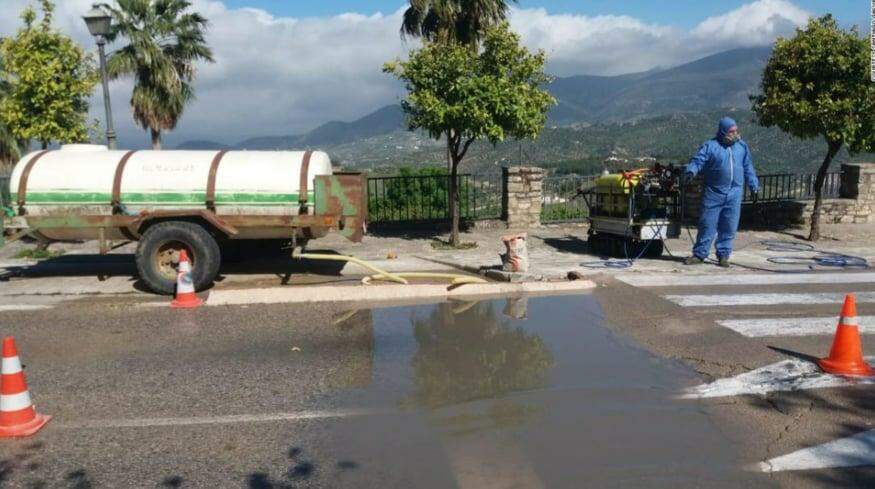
[716,117,738,145]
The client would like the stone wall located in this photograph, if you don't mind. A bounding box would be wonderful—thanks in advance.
[502,166,544,229]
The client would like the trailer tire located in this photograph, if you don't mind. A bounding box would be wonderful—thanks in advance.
[135,221,221,295]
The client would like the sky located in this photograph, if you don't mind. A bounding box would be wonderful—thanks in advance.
[224,0,866,28]
[0,0,869,149]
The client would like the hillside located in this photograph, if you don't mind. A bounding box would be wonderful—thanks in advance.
[328,109,849,175]
[554,47,771,124]
[179,47,774,151]
[175,46,850,175]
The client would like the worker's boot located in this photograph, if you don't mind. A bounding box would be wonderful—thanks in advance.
[684,255,704,265]
[717,256,731,268]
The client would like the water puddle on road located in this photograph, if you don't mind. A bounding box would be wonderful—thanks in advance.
[318,294,769,488]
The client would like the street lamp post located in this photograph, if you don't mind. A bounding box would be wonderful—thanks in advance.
[83,7,117,150]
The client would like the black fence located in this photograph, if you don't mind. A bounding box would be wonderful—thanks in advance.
[367,173,502,224]
[539,171,845,224]
[744,172,842,203]
[541,175,598,223]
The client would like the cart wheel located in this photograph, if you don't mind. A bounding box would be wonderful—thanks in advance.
[587,234,605,256]
[613,238,628,258]
[643,240,665,258]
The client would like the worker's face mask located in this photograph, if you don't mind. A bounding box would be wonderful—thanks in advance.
[723,127,740,144]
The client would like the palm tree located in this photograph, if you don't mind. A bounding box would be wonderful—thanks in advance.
[100,0,213,149]
[401,0,517,46]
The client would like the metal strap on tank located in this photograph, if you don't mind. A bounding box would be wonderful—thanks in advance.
[299,150,313,214]
[16,150,51,215]
[112,150,138,212]
[206,150,230,212]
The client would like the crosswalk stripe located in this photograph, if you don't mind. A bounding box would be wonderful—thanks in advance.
[681,356,875,399]
[616,272,875,288]
[664,292,875,307]
[718,317,875,337]
[759,429,875,472]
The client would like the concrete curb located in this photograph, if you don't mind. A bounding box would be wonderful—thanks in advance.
[204,280,596,307]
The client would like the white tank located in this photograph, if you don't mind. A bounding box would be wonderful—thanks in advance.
[9,145,333,217]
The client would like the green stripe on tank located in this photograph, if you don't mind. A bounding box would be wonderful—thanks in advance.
[23,191,314,205]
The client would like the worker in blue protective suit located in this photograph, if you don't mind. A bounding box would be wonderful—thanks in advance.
[684,117,759,267]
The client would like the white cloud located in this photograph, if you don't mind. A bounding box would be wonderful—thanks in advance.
[512,0,811,76]
[0,0,811,148]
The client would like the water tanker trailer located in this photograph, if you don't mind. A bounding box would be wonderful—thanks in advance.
[0,144,367,294]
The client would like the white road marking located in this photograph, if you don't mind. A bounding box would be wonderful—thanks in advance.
[0,305,53,312]
[665,292,875,307]
[681,356,875,399]
[759,429,875,472]
[616,272,875,288]
[59,408,382,429]
[718,316,875,337]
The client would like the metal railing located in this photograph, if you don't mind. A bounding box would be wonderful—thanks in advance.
[367,173,502,224]
[540,171,843,225]
[541,174,598,223]
[743,171,842,202]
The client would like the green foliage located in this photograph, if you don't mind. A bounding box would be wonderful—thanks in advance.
[752,15,875,152]
[385,23,554,243]
[386,24,555,152]
[0,53,25,166]
[0,0,96,149]
[541,201,587,223]
[368,166,474,221]
[751,15,875,240]
[15,247,64,260]
[101,0,214,149]
[401,0,516,46]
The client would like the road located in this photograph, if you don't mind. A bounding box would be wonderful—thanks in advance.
[595,270,875,488]
[0,266,873,487]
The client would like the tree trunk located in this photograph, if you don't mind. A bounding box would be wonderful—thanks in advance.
[449,157,460,247]
[40,141,47,150]
[151,129,162,150]
[808,140,842,241]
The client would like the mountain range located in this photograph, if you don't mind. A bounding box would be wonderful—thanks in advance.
[179,46,772,151]
[176,46,859,174]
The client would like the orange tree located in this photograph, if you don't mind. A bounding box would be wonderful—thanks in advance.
[752,15,875,241]
[384,24,555,245]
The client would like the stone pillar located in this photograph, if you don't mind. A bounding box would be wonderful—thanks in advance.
[502,166,545,229]
[841,163,875,223]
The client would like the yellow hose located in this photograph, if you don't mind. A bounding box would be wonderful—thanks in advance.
[363,272,487,286]
[293,252,408,284]
[293,252,487,287]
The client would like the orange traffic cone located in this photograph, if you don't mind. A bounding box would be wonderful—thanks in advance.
[171,249,203,309]
[0,337,50,437]
[818,294,873,376]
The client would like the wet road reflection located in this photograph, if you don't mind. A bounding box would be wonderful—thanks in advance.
[322,295,771,488]
[408,300,553,409]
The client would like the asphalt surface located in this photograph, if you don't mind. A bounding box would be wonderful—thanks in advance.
[0,236,874,487]
[0,295,770,488]
[593,270,875,488]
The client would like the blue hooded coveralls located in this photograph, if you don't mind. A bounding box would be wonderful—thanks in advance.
[685,117,760,260]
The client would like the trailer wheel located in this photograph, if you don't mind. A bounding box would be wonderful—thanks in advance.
[135,221,221,295]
